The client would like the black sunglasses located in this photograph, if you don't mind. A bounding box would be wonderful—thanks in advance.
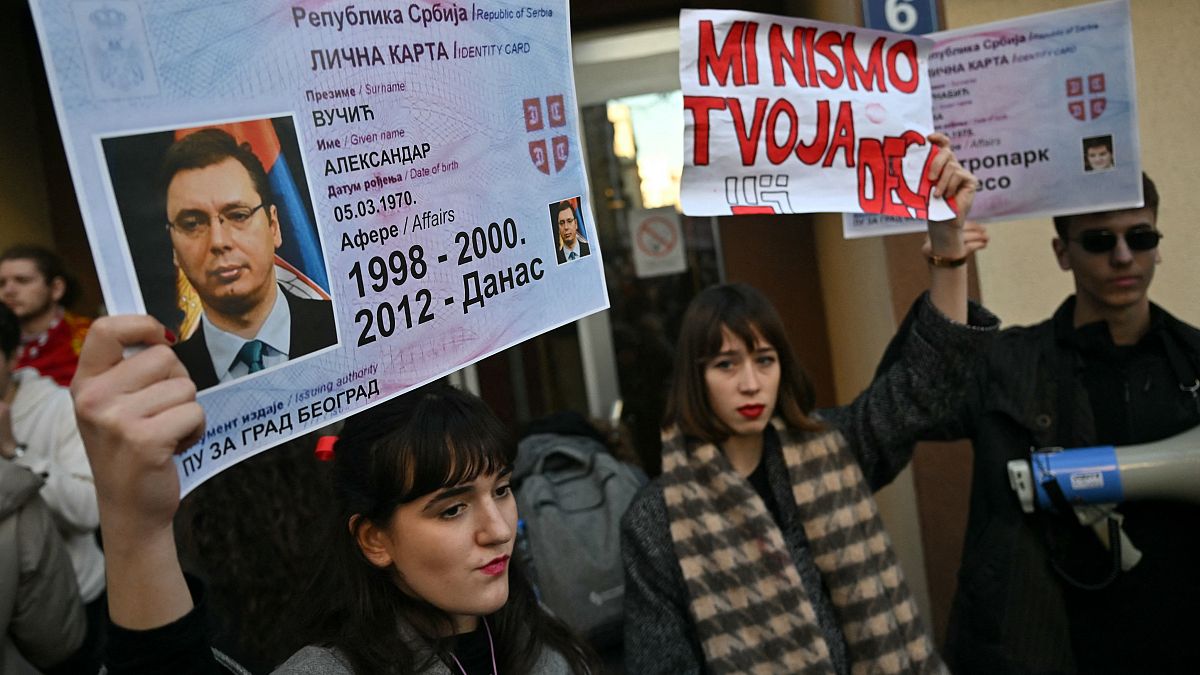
[1071,228,1163,253]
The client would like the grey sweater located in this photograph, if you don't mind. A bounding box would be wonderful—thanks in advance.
[620,294,999,674]
[0,462,86,674]
[275,642,570,674]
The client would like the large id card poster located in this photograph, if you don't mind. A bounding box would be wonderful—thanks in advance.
[29,0,606,493]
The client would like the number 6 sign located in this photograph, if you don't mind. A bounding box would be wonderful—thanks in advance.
[862,0,939,35]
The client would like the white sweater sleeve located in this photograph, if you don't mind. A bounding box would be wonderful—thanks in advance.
[15,388,99,534]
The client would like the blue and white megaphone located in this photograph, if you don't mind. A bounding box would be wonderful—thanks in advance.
[1008,423,1200,514]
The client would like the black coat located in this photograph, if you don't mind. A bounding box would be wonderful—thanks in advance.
[936,298,1200,674]
[555,240,590,264]
[174,288,337,391]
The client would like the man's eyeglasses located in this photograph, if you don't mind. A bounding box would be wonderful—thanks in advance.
[167,204,266,238]
[1071,228,1163,254]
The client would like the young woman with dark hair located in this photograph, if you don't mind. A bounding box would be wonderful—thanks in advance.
[293,381,593,674]
[70,319,594,674]
[620,135,998,674]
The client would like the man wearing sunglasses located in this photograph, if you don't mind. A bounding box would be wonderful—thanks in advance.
[923,173,1200,675]
[162,129,336,391]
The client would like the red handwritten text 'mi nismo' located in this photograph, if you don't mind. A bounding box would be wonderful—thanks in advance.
[694,20,920,91]
[686,19,937,218]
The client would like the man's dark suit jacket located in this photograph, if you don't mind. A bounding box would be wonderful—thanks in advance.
[556,239,591,264]
[173,287,337,391]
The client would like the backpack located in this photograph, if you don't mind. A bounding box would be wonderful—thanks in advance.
[513,432,647,647]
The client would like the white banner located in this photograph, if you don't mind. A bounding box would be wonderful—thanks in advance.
[679,9,954,221]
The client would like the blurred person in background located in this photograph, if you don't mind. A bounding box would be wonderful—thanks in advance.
[0,245,91,386]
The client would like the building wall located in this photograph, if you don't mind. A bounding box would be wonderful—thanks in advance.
[0,4,55,251]
[1,4,103,316]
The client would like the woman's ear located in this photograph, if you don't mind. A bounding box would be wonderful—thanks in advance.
[351,515,395,569]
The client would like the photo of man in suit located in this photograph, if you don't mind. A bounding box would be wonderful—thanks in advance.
[161,128,336,390]
[1083,135,1115,172]
[552,198,590,264]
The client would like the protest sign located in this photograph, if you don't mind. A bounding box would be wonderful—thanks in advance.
[844,0,1141,238]
[29,0,606,494]
[679,9,954,221]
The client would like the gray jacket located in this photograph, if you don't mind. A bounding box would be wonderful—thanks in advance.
[275,641,571,674]
[0,461,86,674]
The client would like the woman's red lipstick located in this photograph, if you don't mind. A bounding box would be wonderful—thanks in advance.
[737,404,765,420]
[480,555,509,576]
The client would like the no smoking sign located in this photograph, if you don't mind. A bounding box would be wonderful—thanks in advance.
[630,207,687,278]
[636,216,677,257]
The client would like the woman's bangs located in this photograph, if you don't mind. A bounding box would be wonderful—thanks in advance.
[392,396,512,503]
[701,310,763,360]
